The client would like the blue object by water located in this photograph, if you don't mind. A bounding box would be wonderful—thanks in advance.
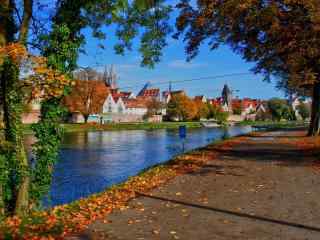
[179,125,187,139]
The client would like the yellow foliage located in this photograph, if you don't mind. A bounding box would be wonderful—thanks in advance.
[0,43,71,100]
[0,43,28,64]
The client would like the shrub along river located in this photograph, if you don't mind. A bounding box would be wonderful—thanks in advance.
[26,125,252,207]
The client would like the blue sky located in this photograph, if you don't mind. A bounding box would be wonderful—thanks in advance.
[77,6,285,100]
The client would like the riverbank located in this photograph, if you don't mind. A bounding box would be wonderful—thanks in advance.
[2,127,320,239]
[20,120,307,134]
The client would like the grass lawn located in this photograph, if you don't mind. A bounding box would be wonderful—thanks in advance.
[60,122,202,132]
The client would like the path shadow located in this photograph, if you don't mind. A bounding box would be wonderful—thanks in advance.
[136,192,320,233]
[203,147,316,167]
[187,163,245,177]
[182,136,317,168]
[248,135,306,139]
[252,127,307,132]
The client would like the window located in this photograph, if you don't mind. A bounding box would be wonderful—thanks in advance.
[108,102,112,112]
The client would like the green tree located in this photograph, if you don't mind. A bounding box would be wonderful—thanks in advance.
[233,106,242,115]
[174,0,320,135]
[267,98,290,121]
[207,103,228,124]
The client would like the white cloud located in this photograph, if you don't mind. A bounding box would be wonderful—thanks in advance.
[168,59,208,69]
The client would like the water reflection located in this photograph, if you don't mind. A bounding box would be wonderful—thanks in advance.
[39,126,252,206]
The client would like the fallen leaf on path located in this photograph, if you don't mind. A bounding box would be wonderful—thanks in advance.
[127,219,134,225]
[152,230,160,235]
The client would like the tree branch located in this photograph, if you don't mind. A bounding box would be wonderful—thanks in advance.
[18,0,33,44]
[13,6,22,25]
[0,0,10,46]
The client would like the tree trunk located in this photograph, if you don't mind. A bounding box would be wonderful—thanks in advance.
[84,114,89,123]
[14,142,29,216]
[1,60,30,216]
[308,82,320,136]
[0,0,11,216]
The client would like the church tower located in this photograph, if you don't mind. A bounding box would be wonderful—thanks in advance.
[222,84,232,112]
[103,65,118,89]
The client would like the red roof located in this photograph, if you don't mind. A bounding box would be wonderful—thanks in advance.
[124,99,148,108]
[110,91,132,103]
[138,88,160,98]
[208,98,223,106]
[207,97,261,111]
[110,93,121,103]
[231,98,241,106]
[231,98,261,110]
[119,92,132,99]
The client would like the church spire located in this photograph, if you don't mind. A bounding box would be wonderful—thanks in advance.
[104,64,118,89]
[222,84,232,112]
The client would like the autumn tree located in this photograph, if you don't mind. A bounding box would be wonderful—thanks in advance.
[166,94,197,121]
[145,98,163,118]
[0,0,172,217]
[194,100,209,120]
[175,0,320,135]
[63,78,109,122]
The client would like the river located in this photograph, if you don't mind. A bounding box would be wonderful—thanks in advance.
[38,126,252,206]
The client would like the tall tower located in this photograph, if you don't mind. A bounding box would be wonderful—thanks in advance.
[104,65,118,89]
[222,84,232,112]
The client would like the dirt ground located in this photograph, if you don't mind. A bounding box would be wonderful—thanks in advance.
[71,129,320,240]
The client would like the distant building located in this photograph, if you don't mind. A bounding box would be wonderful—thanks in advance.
[194,95,207,103]
[104,65,118,89]
[221,84,233,112]
[208,98,223,108]
[240,98,260,115]
[92,84,163,123]
[162,90,186,104]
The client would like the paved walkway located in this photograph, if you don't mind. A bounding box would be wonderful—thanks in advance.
[75,130,320,240]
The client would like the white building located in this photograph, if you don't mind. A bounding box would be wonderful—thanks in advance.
[91,92,149,123]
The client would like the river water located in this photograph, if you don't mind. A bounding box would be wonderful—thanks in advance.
[39,126,252,206]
